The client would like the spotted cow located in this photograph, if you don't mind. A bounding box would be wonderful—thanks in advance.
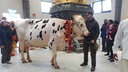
[14,15,89,69]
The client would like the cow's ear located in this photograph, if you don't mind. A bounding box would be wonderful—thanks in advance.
[72,15,80,22]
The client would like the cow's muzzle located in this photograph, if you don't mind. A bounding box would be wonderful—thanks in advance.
[84,31,90,37]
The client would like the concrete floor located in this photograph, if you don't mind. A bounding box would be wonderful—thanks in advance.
[0,48,121,72]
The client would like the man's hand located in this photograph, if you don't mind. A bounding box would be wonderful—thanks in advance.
[0,45,4,48]
[91,40,95,44]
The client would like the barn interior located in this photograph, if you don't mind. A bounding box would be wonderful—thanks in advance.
[0,0,127,72]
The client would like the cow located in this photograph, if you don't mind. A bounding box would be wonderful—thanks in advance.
[14,15,89,69]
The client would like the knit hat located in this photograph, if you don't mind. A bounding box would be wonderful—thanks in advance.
[87,11,93,15]
[0,20,6,24]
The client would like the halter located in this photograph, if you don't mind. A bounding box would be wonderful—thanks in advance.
[72,21,87,35]
[64,20,86,42]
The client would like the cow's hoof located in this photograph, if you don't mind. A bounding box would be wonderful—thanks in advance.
[54,66,60,69]
[51,63,55,66]
[22,60,27,63]
[28,59,32,62]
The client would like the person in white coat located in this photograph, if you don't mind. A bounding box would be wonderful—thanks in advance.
[113,18,128,72]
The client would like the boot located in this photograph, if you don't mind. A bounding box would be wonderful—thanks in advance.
[91,67,95,71]
[80,62,88,66]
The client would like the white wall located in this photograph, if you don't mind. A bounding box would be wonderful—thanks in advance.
[88,0,115,28]
[0,0,23,19]
[29,0,51,19]
[121,0,128,21]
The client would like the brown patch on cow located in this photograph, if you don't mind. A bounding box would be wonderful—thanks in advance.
[57,25,60,31]
[30,37,32,40]
[52,22,55,27]
[29,20,34,24]
[30,32,32,36]
[43,19,49,23]
[36,19,42,23]
[35,25,38,29]
[44,31,46,34]
[50,42,53,47]
[41,24,46,29]
[52,30,57,34]
[37,35,39,38]
[52,39,54,42]
[39,31,43,40]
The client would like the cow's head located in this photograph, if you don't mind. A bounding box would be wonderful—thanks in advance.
[72,15,89,37]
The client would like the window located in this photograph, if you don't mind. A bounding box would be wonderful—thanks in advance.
[3,9,21,22]
[102,0,111,12]
[92,0,112,13]
[93,1,102,13]
[41,1,52,13]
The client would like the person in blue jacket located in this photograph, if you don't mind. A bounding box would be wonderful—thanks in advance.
[100,19,108,52]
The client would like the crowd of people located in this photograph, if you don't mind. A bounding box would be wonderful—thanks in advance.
[80,11,120,71]
[100,19,119,62]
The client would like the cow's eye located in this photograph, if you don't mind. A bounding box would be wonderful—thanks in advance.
[73,33,76,35]
[80,24,83,27]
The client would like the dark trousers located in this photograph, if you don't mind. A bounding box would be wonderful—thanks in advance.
[1,42,12,63]
[83,41,97,68]
[102,38,106,51]
[106,39,114,59]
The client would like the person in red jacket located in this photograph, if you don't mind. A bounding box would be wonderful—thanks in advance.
[105,20,119,62]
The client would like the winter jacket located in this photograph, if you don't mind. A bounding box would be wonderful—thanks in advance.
[100,23,107,38]
[111,24,118,40]
[84,17,100,42]
[106,24,118,40]
[0,25,13,46]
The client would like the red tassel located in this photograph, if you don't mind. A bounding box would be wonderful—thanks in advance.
[65,20,72,52]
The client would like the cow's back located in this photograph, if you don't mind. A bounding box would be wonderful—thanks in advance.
[15,18,66,47]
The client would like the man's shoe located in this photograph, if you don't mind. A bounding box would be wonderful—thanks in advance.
[91,67,95,71]
[2,62,6,64]
[104,54,109,56]
[110,59,114,62]
[108,56,111,60]
[80,63,88,66]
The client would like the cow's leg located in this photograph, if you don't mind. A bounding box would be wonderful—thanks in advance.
[54,54,59,69]
[51,44,60,69]
[20,41,27,63]
[50,53,57,67]
[26,46,32,62]
[51,57,54,66]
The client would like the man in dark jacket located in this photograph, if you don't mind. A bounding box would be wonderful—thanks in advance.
[80,12,99,71]
[0,20,13,64]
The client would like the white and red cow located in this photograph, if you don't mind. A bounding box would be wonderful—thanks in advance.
[14,15,89,69]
